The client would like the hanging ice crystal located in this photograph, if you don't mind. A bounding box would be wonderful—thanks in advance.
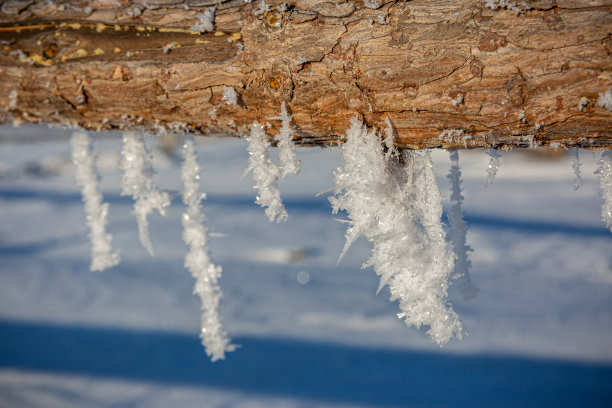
[70,131,120,271]
[119,132,171,256]
[447,151,476,300]
[485,148,502,187]
[330,117,463,345]
[570,148,582,190]
[269,102,300,178]
[181,137,235,361]
[595,150,612,233]
[245,122,288,222]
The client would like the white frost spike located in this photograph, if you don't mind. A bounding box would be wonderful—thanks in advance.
[484,148,502,187]
[245,122,288,222]
[569,148,582,190]
[181,137,235,361]
[595,151,612,233]
[70,131,120,271]
[330,118,463,345]
[270,102,300,178]
[119,132,171,256]
[447,151,476,300]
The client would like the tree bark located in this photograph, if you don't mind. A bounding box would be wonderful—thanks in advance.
[0,0,610,149]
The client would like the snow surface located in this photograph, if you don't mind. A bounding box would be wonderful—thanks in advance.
[70,131,120,271]
[330,118,462,345]
[245,122,287,223]
[1,124,612,407]
[119,132,171,256]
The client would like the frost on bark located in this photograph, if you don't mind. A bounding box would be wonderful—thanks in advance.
[0,0,610,149]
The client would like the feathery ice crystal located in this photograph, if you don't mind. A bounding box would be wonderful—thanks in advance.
[447,150,476,300]
[330,117,463,345]
[181,137,235,361]
[70,131,120,271]
[120,132,171,256]
[245,122,288,223]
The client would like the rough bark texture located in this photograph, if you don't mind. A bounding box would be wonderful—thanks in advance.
[0,0,611,149]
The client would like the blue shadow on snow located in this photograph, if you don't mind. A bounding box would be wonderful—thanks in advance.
[0,319,611,407]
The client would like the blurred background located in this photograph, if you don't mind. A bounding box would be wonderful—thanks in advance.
[0,124,611,407]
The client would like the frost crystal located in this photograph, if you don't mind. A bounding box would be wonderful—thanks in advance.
[485,148,502,187]
[595,151,612,233]
[245,122,288,222]
[483,0,531,15]
[70,131,120,271]
[569,148,582,190]
[181,137,235,361]
[253,0,269,15]
[120,132,171,256]
[8,89,17,110]
[598,90,612,113]
[363,0,383,9]
[190,6,216,33]
[447,151,476,300]
[269,102,300,178]
[222,86,238,106]
[330,118,463,345]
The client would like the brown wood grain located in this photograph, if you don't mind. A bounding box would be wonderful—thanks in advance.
[0,0,610,149]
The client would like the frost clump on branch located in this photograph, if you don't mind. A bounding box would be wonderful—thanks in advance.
[483,0,531,15]
[120,132,171,256]
[598,90,612,113]
[447,151,476,300]
[70,131,120,271]
[269,102,300,178]
[595,151,612,233]
[245,122,288,222]
[190,6,216,33]
[222,86,238,106]
[330,118,463,345]
[363,0,383,9]
[181,137,235,361]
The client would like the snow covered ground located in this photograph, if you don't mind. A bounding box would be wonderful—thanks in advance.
[0,124,611,407]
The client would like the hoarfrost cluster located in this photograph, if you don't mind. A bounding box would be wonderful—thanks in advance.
[447,151,476,300]
[598,90,612,113]
[483,0,531,15]
[596,151,612,233]
[181,137,235,361]
[222,86,239,106]
[190,6,216,33]
[485,148,502,186]
[329,118,464,345]
[120,132,171,256]
[70,131,120,271]
[245,122,288,223]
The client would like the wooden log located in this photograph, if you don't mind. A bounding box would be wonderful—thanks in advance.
[0,0,611,149]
